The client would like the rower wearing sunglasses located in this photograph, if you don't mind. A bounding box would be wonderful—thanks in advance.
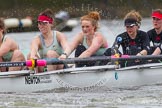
[28,8,71,72]
[107,10,150,67]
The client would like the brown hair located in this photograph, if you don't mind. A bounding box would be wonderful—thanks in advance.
[124,10,142,27]
[39,8,53,19]
[81,11,100,31]
[39,8,54,25]
[0,18,6,35]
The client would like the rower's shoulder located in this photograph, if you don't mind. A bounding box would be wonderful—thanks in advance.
[31,35,41,42]
[3,36,16,44]
[116,32,127,38]
[135,30,147,35]
[94,32,104,37]
[147,29,156,34]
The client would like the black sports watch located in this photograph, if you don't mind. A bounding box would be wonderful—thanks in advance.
[62,52,68,58]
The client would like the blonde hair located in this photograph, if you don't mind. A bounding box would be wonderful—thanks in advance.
[152,9,162,14]
[124,10,142,27]
[81,11,100,31]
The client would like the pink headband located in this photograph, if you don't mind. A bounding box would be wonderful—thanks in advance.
[37,15,53,24]
[152,12,162,19]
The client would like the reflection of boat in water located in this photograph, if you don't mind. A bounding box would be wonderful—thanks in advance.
[5,11,78,33]
[1,55,162,93]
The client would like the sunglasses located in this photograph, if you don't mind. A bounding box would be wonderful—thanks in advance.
[152,17,161,21]
[125,24,136,28]
[125,26,136,29]
[37,21,49,25]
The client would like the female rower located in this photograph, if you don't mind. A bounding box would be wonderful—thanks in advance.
[0,18,25,72]
[108,10,150,67]
[28,8,71,72]
[147,9,162,55]
[70,11,109,67]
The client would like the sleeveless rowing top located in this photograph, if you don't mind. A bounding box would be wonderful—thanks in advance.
[38,31,63,58]
[82,34,107,56]
[2,36,13,61]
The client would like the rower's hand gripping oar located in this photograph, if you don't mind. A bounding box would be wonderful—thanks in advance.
[28,59,47,70]
[111,36,123,66]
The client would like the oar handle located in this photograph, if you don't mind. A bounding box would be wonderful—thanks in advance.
[37,60,47,66]
[26,60,47,67]
[0,60,47,67]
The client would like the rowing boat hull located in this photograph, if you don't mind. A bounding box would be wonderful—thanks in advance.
[0,64,162,93]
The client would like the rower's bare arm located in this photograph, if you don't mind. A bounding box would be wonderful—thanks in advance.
[79,35,103,58]
[152,47,161,55]
[57,31,71,57]
[0,38,15,56]
[137,50,147,56]
[70,33,83,52]
[30,36,40,59]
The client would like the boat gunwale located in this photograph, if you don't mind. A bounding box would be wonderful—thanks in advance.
[0,62,162,78]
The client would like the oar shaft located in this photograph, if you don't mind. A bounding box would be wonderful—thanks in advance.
[44,57,111,65]
[0,55,162,67]
[117,55,162,61]
[43,55,162,65]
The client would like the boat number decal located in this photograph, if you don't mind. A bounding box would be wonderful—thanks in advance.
[115,72,118,80]
[25,75,52,84]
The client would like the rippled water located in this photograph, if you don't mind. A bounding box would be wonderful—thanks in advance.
[1,84,162,107]
[2,18,162,108]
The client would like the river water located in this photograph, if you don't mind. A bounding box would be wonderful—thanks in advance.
[1,18,162,108]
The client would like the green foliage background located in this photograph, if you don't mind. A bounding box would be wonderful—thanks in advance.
[0,0,162,20]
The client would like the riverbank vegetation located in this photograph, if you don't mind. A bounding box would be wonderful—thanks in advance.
[0,0,161,20]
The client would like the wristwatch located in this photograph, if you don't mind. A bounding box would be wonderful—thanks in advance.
[62,52,68,58]
[139,52,143,55]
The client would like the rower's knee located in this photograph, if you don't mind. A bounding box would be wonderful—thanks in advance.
[46,50,59,58]
[75,45,86,57]
[12,50,25,61]
[104,48,112,56]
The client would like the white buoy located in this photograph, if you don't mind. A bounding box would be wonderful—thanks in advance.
[20,18,32,27]
[4,18,32,28]
[4,18,19,28]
